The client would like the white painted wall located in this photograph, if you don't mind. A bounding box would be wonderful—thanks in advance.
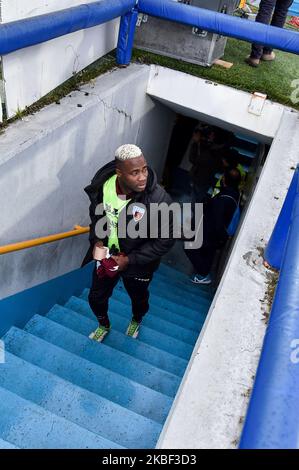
[0,64,175,299]
[1,0,91,21]
[147,65,286,144]
[158,109,299,449]
[0,0,120,118]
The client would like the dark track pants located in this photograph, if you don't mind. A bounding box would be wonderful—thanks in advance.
[251,0,293,59]
[88,266,153,327]
[185,245,216,277]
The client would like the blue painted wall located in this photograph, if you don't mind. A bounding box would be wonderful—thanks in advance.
[0,263,93,337]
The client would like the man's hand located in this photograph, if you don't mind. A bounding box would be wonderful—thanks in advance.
[111,255,129,272]
[93,241,103,250]
[92,241,106,261]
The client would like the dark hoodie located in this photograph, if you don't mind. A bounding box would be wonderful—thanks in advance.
[81,161,175,276]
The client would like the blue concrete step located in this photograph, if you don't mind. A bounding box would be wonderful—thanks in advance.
[0,385,122,449]
[81,288,204,331]
[110,296,199,345]
[154,271,213,301]
[149,274,210,310]
[0,350,161,449]
[148,282,211,310]
[150,282,210,311]
[231,146,257,159]
[46,305,188,377]
[234,133,258,146]
[156,263,215,297]
[0,438,19,449]
[66,297,193,360]
[79,290,199,345]
[159,263,213,296]
[3,327,172,424]
[111,287,203,331]
[153,270,214,300]
[146,281,210,312]
[25,314,180,398]
[109,287,206,325]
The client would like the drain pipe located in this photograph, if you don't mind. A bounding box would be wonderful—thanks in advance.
[240,185,299,448]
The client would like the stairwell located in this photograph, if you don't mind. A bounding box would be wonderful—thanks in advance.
[0,263,212,449]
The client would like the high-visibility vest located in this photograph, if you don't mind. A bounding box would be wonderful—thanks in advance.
[212,164,246,198]
[103,174,131,251]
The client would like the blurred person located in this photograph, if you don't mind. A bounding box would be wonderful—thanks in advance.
[185,167,241,285]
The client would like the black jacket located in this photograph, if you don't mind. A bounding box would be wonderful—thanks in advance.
[203,186,239,247]
[82,161,175,276]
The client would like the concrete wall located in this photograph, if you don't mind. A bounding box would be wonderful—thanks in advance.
[0,0,120,118]
[0,63,175,299]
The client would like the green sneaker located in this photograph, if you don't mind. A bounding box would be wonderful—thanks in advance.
[126,319,141,339]
[89,325,111,342]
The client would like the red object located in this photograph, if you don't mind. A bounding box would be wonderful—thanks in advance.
[289,16,299,28]
[96,264,107,279]
[96,256,119,279]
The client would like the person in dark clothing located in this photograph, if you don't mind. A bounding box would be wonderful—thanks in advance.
[82,144,175,341]
[189,127,224,203]
[246,0,294,67]
[185,167,241,285]
[163,114,198,193]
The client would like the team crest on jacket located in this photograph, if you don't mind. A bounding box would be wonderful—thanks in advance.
[132,205,145,222]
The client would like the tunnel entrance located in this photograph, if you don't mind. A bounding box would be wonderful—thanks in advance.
[159,112,269,286]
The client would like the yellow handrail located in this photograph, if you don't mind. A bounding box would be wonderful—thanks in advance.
[0,225,90,255]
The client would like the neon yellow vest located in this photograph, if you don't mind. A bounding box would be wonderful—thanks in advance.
[103,175,131,251]
[212,164,246,198]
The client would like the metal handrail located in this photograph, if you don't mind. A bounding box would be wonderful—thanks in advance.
[0,225,90,255]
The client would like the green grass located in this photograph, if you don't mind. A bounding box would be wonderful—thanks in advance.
[132,36,299,110]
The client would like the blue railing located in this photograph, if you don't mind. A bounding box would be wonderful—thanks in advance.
[0,0,136,55]
[240,166,299,449]
[0,0,298,62]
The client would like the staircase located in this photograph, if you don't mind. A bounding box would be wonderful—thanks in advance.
[0,263,212,449]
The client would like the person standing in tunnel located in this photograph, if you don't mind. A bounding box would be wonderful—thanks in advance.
[82,144,175,342]
[246,0,294,67]
[185,167,241,285]
[189,126,231,204]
